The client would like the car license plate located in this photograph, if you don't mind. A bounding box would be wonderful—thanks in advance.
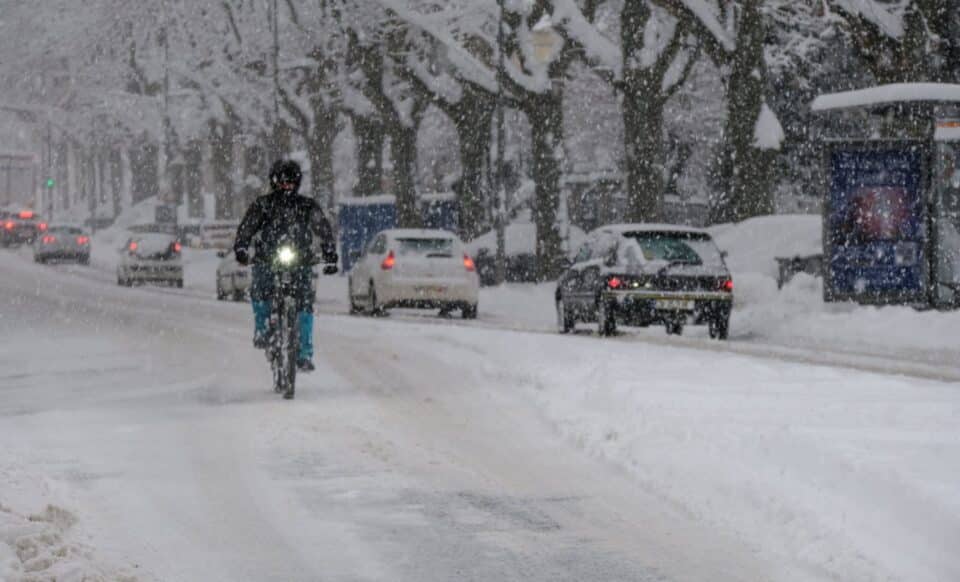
[655,299,692,310]
[415,286,446,294]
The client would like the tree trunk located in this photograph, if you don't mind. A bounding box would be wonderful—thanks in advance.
[184,139,204,219]
[712,0,773,224]
[524,89,564,281]
[352,115,384,197]
[130,134,159,206]
[622,0,666,223]
[307,103,337,209]
[454,86,495,240]
[109,147,123,219]
[390,118,422,229]
[209,122,235,220]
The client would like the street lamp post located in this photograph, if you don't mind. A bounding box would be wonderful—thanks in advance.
[494,0,507,286]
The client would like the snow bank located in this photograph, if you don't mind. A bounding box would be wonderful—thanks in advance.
[0,503,141,581]
[753,102,784,151]
[710,214,821,278]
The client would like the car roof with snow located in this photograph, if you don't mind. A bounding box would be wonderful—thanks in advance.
[594,223,711,236]
[383,228,457,239]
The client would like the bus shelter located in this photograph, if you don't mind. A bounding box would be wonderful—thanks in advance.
[812,83,960,309]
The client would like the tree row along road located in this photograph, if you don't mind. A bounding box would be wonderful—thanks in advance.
[0,250,779,580]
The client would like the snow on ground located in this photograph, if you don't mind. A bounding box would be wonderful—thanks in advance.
[2,215,959,580]
[82,211,960,374]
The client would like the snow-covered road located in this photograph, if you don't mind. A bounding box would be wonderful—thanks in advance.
[1,250,958,581]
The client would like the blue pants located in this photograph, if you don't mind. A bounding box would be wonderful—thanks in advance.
[250,264,316,360]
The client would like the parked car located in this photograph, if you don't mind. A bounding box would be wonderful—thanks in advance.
[556,224,734,338]
[116,232,184,288]
[467,216,587,285]
[1,209,46,247]
[215,249,251,301]
[348,229,479,318]
[33,224,90,264]
[188,221,239,249]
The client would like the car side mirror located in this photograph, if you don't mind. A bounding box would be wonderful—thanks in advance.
[604,251,617,268]
[216,250,227,259]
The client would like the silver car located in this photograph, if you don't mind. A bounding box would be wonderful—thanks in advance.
[33,225,91,264]
[215,249,251,301]
[117,232,184,288]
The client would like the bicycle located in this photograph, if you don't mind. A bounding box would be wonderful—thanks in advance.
[263,241,337,400]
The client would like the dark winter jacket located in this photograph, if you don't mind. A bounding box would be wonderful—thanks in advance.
[234,190,336,266]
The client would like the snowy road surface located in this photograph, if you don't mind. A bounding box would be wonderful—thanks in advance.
[1,250,958,581]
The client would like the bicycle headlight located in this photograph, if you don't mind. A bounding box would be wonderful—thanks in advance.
[277,246,296,265]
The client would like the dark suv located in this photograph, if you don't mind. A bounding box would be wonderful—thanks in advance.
[556,224,734,339]
[1,209,46,247]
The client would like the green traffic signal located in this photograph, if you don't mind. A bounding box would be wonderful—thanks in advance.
[45,178,55,188]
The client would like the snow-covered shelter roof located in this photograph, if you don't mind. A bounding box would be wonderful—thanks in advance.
[812,84,960,112]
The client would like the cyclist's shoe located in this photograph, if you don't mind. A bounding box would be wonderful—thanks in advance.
[296,358,315,373]
[253,331,270,349]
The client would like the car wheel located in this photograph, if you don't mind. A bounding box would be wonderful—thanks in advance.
[233,289,245,302]
[556,298,574,333]
[348,279,362,315]
[175,279,184,289]
[78,256,90,266]
[368,282,381,316]
[665,320,684,336]
[708,316,729,340]
[462,304,478,320]
[216,281,227,300]
[596,298,616,337]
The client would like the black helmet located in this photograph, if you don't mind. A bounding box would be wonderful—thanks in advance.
[269,159,302,194]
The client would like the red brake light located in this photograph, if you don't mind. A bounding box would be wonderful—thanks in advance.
[463,254,476,272]
[38,222,48,231]
[721,278,733,292]
[18,211,33,219]
[129,241,138,252]
[77,236,89,245]
[381,250,396,270]
[4,221,13,230]
[173,242,182,253]
[607,276,623,289]
[42,235,56,244]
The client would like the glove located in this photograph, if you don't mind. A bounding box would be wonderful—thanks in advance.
[322,265,339,275]
[322,251,339,266]
[235,247,250,266]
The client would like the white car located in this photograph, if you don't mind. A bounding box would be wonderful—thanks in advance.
[348,229,479,318]
[117,232,184,288]
[215,249,251,301]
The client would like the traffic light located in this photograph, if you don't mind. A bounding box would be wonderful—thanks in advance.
[45,178,55,188]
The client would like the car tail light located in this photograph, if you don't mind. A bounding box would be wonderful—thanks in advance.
[3,221,13,230]
[42,235,56,244]
[607,276,624,289]
[77,236,89,245]
[18,211,34,219]
[173,242,182,253]
[129,241,138,252]
[721,278,733,292]
[463,254,476,272]
[381,250,396,270]
[38,222,48,231]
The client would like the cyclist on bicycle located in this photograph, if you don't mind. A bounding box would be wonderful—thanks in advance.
[233,159,338,372]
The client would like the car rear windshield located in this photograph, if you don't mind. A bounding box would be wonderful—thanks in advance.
[397,238,454,257]
[49,226,83,234]
[623,231,723,267]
